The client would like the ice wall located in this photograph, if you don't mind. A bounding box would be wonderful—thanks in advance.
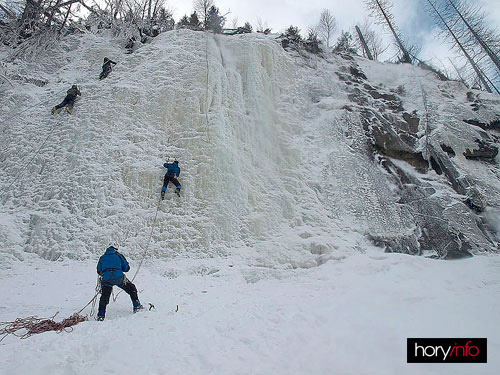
[1,30,344,264]
[2,29,497,264]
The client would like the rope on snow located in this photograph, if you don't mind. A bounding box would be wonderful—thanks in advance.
[0,312,88,342]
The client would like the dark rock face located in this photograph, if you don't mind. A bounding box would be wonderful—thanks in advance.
[335,61,499,259]
[361,109,427,172]
[443,249,474,260]
[463,139,498,161]
[372,157,489,258]
[440,144,455,157]
[350,66,367,80]
[464,119,500,131]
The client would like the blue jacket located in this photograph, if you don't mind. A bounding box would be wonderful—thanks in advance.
[164,162,180,177]
[97,247,130,281]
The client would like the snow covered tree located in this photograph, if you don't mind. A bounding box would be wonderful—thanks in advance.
[188,11,202,30]
[176,14,189,29]
[206,5,224,33]
[178,11,201,30]
[243,22,252,32]
[284,25,301,41]
[317,9,337,48]
[305,27,322,54]
[193,0,213,30]
[333,31,357,55]
[0,0,82,51]
[157,7,174,31]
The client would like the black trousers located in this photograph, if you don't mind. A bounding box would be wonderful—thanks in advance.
[98,277,139,313]
[100,66,111,79]
[54,94,76,110]
[163,175,180,189]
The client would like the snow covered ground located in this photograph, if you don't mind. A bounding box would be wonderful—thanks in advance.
[1,29,499,374]
[1,250,499,374]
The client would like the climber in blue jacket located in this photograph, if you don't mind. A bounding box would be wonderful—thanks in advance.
[161,160,181,199]
[96,245,143,320]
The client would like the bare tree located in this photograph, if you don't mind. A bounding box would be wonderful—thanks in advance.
[425,0,494,93]
[317,9,336,48]
[355,18,388,60]
[255,17,268,33]
[365,0,415,63]
[1,0,82,46]
[355,25,373,60]
[444,0,500,74]
[193,0,213,30]
[230,16,237,29]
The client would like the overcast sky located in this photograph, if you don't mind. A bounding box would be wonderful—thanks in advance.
[167,0,500,67]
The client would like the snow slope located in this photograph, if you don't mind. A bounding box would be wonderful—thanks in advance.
[1,251,499,375]
[1,30,500,374]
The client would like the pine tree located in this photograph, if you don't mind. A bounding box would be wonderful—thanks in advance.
[177,15,190,29]
[243,22,253,32]
[188,11,202,30]
[206,5,224,33]
[333,31,357,55]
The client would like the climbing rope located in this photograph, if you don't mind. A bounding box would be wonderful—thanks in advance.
[130,197,163,283]
[0,273,101,342]
[0,86,67,126]
[203,31,212,144]
[113,196,163,301]
[411,64,432,161]
[0,312,88,342]
[3,119,61,196]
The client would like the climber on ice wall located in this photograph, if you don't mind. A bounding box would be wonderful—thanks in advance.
[51,84,81,114]
[161,160,181,199]
[100,57,117,80]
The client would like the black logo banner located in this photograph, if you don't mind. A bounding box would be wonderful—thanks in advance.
[407,338,487,363]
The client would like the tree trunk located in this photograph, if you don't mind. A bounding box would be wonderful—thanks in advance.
[355,25,374,60]
[426,0,491,92]
[373,0,411,63]
[59,4,72,34]
[446,0,500,73]
[0,3,16,19]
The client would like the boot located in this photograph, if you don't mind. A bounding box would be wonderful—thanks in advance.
[66,106,71,114]
[175,187,180,197]
[133,300,144,313]
[51,107,56,115]
[161,190,165,200]
[97,310,105,321]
